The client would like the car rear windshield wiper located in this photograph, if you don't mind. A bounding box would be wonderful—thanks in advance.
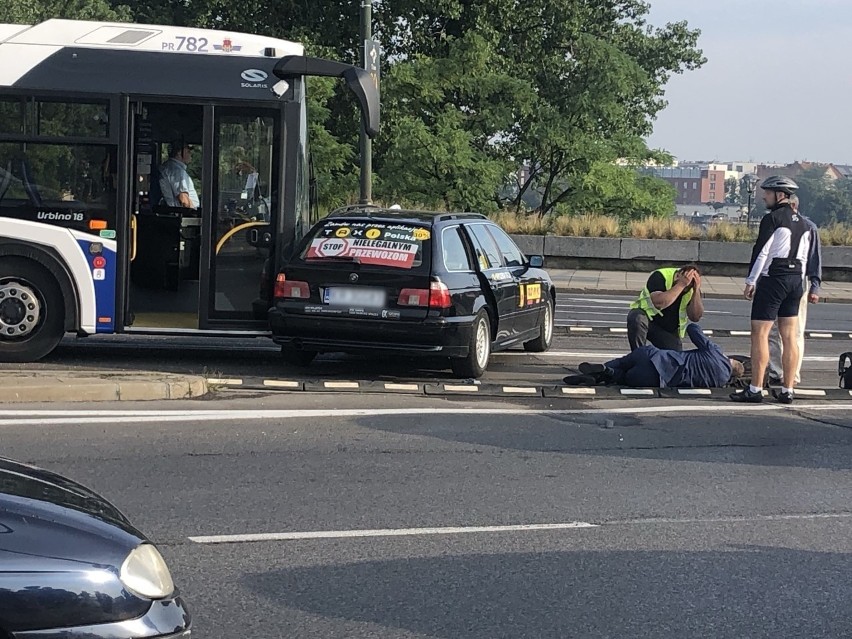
[305,256,362,264]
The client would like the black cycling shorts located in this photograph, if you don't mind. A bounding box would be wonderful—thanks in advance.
[751,274,804,321]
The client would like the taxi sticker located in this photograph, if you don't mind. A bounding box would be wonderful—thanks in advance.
[366,228,382,239]
[335,227,351,238]
[526,283,542,304]
[412,228,431,241]
[520,282,542,307]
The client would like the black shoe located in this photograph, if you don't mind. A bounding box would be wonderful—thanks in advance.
[579,363,613,384]
[772,389,794,405]
[730,388,763,403]
[563,374,597,386]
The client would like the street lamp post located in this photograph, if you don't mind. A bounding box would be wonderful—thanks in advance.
[359,0,373,204]
[741,174,759,228]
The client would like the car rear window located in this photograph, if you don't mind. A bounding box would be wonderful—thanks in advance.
[300,219,432,271]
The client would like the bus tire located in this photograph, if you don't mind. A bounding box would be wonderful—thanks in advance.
[451,310,491,379]
[0,257,65,362]
[281,345,317,367]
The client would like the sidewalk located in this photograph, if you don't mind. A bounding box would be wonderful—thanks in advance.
[0,371,207,403]
[549,269,852,302]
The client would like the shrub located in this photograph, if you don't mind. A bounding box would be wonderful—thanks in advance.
[629,217,701,240]
[551,213,620,237]
[821,223,852,246]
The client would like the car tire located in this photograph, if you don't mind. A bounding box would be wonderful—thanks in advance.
[523,297,554,353]
[280,345,317,367]
[451,310,491,379]
[0,257,65,363]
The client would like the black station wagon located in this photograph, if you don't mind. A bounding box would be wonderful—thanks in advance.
[268,208,555,377]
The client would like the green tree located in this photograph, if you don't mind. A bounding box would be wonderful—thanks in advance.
[0,0,130,23]
[375,0,704,215]
[725,176,741,205]
[568,162,676,219]
[796,168,852,225]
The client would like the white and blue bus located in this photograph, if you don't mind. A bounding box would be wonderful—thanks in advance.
[0,19,378,361]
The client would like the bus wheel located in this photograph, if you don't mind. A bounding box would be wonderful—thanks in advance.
[0,258,65,363]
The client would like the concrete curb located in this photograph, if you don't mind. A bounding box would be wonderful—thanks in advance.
[0,372,208,403]
[210,377,852,401]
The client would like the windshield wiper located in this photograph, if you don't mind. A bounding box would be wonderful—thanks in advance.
[305,255,362,264]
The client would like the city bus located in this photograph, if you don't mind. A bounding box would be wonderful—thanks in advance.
[0,19,378,362]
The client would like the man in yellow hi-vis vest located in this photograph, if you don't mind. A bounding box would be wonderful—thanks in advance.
[627,265,704,351]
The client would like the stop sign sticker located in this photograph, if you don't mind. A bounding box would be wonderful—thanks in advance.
[313,238,348,258]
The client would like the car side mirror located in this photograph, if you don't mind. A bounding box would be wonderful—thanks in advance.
[528,255,544,268]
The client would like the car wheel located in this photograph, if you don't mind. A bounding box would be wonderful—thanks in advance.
[451,310,491,379]
[0,258,65,363]
[280,345,317,367]
[523,297,554,353]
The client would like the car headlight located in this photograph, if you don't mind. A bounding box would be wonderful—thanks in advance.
[119,543,175,599]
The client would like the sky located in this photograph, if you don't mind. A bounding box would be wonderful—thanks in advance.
[645,0,852,165]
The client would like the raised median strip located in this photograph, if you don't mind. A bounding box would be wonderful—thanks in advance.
[214,377,852,401]
[0,371,208,403]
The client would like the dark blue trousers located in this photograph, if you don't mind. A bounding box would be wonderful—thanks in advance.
[606,346,661,387]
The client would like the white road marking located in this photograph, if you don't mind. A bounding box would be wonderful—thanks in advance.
[189,521,599,544]
[263,380,300,389]
[190,511,852,545]
[556,311,625,316]
[324,381,359,389]
[561,388,597,395]
[621,389,655,396]
[3,404,851,427]
[384,383,421,391]
[809,333,833,338]
[678,389,712,395]
[444,385,479,392]
[207,378,243,385]
[502,386,539,394]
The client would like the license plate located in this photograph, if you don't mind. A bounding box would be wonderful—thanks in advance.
[323,287,386,308]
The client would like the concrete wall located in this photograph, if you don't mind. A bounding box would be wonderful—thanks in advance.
[512,235,852,280]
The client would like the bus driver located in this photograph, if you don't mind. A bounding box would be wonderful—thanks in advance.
[159,141,199,210]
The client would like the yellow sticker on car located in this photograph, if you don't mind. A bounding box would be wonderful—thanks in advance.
[413,228,431,240]
[335,227,351,238]
[526,283,542,303]
[366,228,381,239]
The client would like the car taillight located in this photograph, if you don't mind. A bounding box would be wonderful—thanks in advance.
[273,274,310,299]
[398,288,429,307]
[428,281,451,308]
[398,281,451,309]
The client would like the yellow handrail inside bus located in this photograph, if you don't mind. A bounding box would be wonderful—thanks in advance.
[215,221,269,255]
[130,215,137,262]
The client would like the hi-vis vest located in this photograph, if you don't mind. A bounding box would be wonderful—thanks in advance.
[630,267,693,337]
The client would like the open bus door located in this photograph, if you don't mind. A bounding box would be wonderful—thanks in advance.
[124,100,282,332]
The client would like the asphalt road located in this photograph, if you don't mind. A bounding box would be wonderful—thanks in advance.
[557,294,851,332]
[4,395,852,638]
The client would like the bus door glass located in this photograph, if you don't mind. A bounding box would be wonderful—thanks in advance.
[205,107,279,324]
[126,102,204,330]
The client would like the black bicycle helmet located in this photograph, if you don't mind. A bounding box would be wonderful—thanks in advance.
[759,175,799,194]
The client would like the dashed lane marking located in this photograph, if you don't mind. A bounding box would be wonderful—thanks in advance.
[188,522,599,544]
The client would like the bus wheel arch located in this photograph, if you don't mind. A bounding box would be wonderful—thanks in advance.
[0,244,79,333]
[0,254,69,362]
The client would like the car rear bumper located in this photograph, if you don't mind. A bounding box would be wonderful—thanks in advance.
[269,308,475,358]
[12,595,191,639]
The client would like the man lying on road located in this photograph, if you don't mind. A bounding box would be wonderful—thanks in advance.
[563,323,745,388]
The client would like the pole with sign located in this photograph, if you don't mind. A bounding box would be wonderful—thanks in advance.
[359,0,379,204]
